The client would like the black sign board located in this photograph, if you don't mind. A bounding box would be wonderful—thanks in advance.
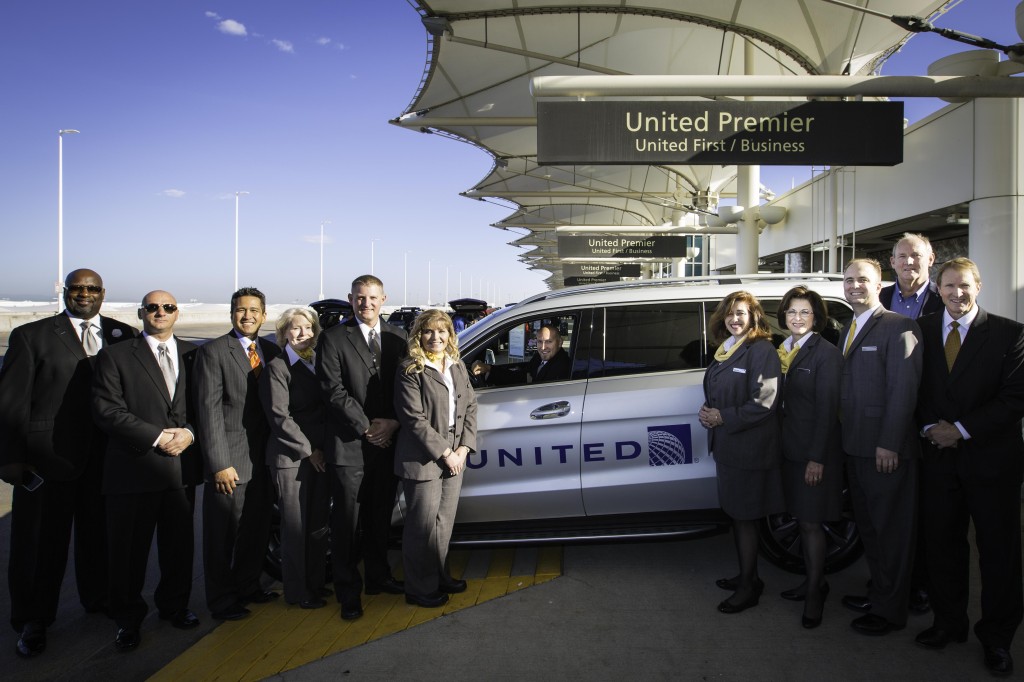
[537,101,904,166]
[562,262,642,278]
[558,235,686,260]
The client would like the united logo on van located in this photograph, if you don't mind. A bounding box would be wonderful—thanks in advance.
[647,424,693,465]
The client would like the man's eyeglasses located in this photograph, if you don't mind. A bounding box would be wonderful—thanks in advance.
[142,303,178,314]
[65,285,103,295]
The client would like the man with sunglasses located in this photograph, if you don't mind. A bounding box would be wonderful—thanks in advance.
[92,291,201,651]
[0,269,136,658]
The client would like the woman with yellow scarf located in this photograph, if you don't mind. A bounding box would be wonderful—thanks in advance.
[700,291,783,615]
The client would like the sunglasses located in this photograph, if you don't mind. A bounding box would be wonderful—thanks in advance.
[65,285,103,294]
[142,303,178,314]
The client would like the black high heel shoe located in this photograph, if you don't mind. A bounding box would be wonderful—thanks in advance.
[715,576,739,591]
[717,578,764,614]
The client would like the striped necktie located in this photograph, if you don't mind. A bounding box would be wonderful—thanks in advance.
[248,342,262,378]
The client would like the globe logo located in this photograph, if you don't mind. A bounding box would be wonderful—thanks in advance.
[647,424,693,466]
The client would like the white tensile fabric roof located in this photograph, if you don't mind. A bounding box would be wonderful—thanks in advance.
[395,0,954,288]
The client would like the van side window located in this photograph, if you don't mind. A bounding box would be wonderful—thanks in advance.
[462,314,580,389]
[595,303,704,377]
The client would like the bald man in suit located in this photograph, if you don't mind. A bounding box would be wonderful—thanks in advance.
[0,269,136,658]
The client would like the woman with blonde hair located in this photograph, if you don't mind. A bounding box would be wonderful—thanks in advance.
[393,309,478,608]
[258,307,330,608]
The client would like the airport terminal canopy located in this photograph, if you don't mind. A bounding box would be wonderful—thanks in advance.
[395,0,954,287]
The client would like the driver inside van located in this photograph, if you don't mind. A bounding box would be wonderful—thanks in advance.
[471,324,570,385]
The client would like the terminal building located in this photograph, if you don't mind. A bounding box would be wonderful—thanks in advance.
[393,1,1024,319]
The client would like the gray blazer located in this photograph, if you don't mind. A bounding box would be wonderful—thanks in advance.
[259,352,326,469]
[779,333,843,465]
[702,337,781,470]
[394,357,478,481]
[193,331,281,482]
[840,306,922,459]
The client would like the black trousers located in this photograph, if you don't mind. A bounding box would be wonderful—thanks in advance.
[106,487,195,628]
[8,455,107,631]
[921,453,1024,648]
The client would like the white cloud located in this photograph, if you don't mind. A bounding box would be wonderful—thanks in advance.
[316,37,331,46]
[205,11,220,20]
[271,39,294,54]
[336,42,346,51]
[160,189,186,198]
[218,19,247,36]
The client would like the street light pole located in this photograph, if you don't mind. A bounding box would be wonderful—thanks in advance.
[57,129,79,313]
[370,238,380,275]
[234,191,249,292]
[403,251,408,307]
[319,219,331,300]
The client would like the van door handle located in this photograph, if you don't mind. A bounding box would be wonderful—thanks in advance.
[530,401,571,420]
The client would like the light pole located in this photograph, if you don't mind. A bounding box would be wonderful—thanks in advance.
[403,251,408,307]
[234,191,249,291]
[57,129,79,312]
[427,260,432,307]
[319,219,331,300]
[370,238,380,275]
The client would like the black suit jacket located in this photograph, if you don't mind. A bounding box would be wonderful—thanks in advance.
[487,348,571,385]
[880,281,944,319]
[194,331,281,482]
[0,313,137,480]
[259,352,326,468]
[917,308,1024,480]
[92,335,201,493]
[316,319,407,466]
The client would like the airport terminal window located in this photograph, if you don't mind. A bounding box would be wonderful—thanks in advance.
[595,302,705,377]
[462,313,580,389]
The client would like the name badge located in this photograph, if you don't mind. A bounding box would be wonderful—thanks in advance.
[732,367,747,374]
[862,346,878,352]
[797,367,811,373]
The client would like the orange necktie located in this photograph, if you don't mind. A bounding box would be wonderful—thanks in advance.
[248,342,262,378]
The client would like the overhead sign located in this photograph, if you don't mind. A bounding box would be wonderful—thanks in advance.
[558,235,686,260]
[537,101,904,166]
[562,262,642,278]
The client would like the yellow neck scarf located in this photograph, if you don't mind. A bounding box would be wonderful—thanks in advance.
[295,346,315,363]
[425,351,445,366]
[777,341,800,374]
[714,335,746,362]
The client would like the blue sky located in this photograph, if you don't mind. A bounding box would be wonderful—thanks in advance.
[0,1,1014,305]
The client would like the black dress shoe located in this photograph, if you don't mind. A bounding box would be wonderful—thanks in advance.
[211,603,251,621]
[405,592,449,608]
[364,577,405,595]
[300,598,327,609]
[15,623,46,658]
[340,599,363,620]
[851,613,903,636]
[915,626,967,650]
[984,645,1014,676]
[159,609,200,629]
[715,576,739,591]
[241,589,280,604]
[841,594,872,613]
[908,588,931,614]
[781,581,830,602]
[114,626,140,651]
[439,578,468,594]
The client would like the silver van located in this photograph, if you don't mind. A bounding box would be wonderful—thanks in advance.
[447,274,859,573]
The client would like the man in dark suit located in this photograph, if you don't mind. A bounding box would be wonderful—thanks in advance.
[470,324,571,385]
[194,287,281,621]
[914,258,1024,677]
[92,290,202,651]
[879,232,944,320]
[879,232,943,616]
[0,268,136,658]
[316,275,407,620]
[838,258,922,636]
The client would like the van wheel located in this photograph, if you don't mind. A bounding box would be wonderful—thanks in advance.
[757,511,861,574]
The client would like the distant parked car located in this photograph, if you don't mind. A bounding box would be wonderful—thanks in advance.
[386,306,422,332]
[308,298,352,330]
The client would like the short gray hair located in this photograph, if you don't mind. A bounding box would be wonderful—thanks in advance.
[892,232,933,257]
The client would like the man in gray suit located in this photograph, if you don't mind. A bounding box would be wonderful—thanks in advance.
[838,258,922,636]
[194,287,281,621]
[316,275,407,620]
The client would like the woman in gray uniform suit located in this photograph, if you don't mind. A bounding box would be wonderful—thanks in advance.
[775,287,843,629]
[259,307,329,609]
[699,291,783,615]
[394,309,478,608]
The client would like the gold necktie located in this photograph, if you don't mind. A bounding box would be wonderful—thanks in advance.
[248,342,262,378]
[944,321,961,371]
[843,319,858,357]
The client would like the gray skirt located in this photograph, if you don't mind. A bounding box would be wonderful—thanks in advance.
[715,458,785,521]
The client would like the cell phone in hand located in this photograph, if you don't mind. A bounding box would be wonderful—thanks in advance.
[22,470,43,492]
